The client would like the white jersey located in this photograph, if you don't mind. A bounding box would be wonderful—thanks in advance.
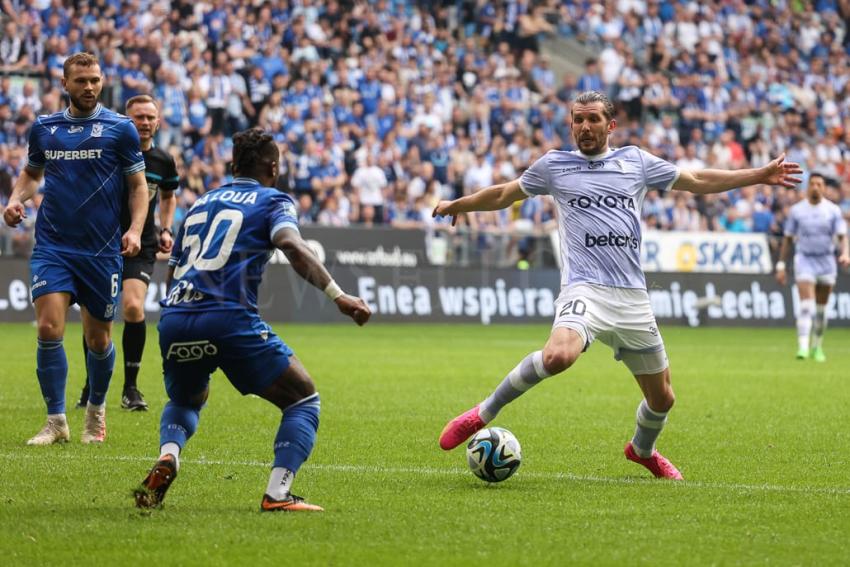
[520,146,679,289]
[784,198,846,257]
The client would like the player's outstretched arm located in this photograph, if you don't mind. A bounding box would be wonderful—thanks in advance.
[673,154,803,195]
[273,227,371,326]
[3,166,43,227]
[122,170,148,257]
[432,179,527,226]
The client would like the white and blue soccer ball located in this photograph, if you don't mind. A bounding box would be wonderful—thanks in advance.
[466,427,522,483]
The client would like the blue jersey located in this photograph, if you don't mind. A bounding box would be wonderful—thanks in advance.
[27,103,145,256]
[163,178,298,312]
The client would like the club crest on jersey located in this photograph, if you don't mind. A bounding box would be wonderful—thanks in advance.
[68,125,84,134]
[92,123,103,137]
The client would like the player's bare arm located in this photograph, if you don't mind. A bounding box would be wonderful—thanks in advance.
[3,166,43,227]
[158,189,176,253]
[122,170,148,257]
[272,227,371,326]
[432,179,527,226]
[775,235,794,286]
[838,234,850,269]
[673,154,802,195]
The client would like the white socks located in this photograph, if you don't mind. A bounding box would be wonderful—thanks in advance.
[160,442,181,470]
[812,304,828,349]
[266,467,295,499]
[797,299,815,351]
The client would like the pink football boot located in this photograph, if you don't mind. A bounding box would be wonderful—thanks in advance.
[439,405,486,450]
[624,442,683,480]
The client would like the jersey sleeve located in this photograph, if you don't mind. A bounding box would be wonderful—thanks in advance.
[639,148,680,193]
[161,155,180,192]
[268,192,299,240]
[783,208,798,237]
[26,118,45,170]
[118,121,146,175]
[518,152,551,196]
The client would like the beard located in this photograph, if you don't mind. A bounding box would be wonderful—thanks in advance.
[577,135,605,155]
[68,92,98,114]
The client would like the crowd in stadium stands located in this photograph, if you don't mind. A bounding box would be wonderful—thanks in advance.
[2,0,850,259]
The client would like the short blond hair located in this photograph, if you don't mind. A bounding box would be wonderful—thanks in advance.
[125,94,159,112]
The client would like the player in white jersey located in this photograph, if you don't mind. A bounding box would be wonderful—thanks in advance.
[434,91,802,479]
[775,173,849,361]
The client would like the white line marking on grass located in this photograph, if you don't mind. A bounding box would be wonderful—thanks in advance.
[2,451,849,496]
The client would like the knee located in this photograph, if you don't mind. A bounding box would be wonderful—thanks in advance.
[168,386,209,410]
[542,347,579,375]
[647,385,675,413]
[188,388,210,409]
[85,332,111,353]
[37,320,63,341]
[122,301,145,323]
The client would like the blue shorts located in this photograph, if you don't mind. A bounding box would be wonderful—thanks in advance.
[30,247,123,321]
[158,309,294,404]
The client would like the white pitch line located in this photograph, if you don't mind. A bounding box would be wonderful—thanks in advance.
[2,451,849,497]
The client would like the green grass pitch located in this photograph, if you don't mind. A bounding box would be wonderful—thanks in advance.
[1,322,849,566]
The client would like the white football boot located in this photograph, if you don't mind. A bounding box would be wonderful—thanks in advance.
[26,415,70,445]
[81,405,107,444]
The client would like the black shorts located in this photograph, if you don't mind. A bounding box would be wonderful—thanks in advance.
[123,250,156,285]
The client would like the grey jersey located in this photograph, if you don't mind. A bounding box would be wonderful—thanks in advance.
[520,146,679,289]
[785,199,847,256]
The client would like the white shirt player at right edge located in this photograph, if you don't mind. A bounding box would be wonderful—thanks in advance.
[433,91,803,480]
[775,173,850,362]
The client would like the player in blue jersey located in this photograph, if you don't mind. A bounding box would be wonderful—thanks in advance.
[133,128,371,512]
[775,173,849,361]
[3,52,148,446]
[76,94,179,411]
[434,91,802,479]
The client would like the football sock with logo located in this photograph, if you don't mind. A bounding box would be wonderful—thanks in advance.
[479,351,551,423]
[812,304,828,349]
[37,338,68,414]
[631,399,668,458]
[269,394,321,496]
[159,401,200,450]
[86,342,115,406]
[797,299,815,351]
[122,320,146,390]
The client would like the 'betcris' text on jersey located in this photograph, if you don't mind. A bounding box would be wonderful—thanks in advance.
[27,104,145,256]
[520,146,679,289]
[163,178,299,312]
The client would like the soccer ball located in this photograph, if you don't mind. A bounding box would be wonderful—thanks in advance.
[466,427,522,483]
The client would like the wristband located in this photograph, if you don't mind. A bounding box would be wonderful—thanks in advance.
[161,227,173,236]
[775,261,786,271]
[324,280,344,301]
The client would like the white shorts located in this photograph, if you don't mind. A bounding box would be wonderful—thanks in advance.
[553,283,668,375]
[794,254,837,286]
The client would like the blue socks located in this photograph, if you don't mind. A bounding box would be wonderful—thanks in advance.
[36,338,68,414]
[273,394,321,472]
[159,401,201,448]
[86,342,115,406]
